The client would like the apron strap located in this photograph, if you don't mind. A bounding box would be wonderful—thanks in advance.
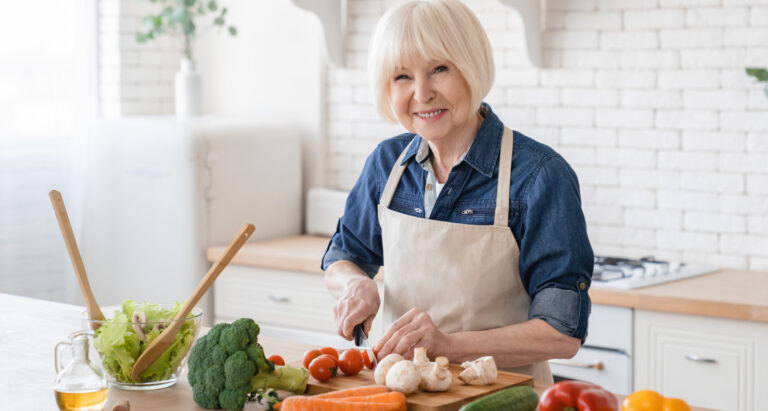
[380,138,417,208]
[494,127,515,227]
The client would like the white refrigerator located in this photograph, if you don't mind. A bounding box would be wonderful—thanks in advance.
[80,117,303,322]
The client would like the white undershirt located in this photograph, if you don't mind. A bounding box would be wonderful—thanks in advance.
[435,182,445,198]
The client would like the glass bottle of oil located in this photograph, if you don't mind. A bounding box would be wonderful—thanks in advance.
[53,330,108,411]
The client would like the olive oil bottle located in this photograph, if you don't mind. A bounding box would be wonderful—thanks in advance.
[53,330,108,411]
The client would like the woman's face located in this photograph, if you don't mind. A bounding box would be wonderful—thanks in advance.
[389,56,476,144]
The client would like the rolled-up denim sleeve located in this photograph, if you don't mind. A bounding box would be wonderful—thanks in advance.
[322,242,381,279]
[520,155,593,342]
[320,149,384,278]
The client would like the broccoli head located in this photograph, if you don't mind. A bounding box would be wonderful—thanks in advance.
[187,318,309,410]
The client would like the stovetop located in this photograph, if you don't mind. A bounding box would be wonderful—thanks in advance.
[591,255,718,290]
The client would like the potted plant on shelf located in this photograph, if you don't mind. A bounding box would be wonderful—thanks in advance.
[746,67,768,98]
[136,0,237,117]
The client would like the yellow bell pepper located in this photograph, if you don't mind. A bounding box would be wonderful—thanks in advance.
[622,390,691,411]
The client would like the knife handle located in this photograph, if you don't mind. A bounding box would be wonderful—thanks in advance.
[353,323,365,346]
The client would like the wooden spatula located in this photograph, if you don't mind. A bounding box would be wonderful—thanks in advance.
[130,223,255,382]
[49,190,106,329]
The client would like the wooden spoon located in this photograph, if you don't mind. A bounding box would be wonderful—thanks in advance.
[49,190,106,329]
[130,223,255,382]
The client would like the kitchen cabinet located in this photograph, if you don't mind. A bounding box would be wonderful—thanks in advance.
[634,310,768,411]
[213,264,385,342]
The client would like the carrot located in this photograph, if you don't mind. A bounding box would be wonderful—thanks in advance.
[341,392,407,405]
[277,390,406,411]
[313,385,389,399]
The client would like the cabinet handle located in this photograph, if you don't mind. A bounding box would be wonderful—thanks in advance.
[549,359,604,370]
[685,354,717,364]
[269,294,290,303]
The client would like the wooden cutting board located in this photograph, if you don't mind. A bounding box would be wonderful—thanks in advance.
[299,362,533,411]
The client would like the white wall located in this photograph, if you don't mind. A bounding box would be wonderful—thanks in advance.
[324,0,768,270]
[99,0,768,271]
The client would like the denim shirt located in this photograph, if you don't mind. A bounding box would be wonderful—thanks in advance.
[322,103,594,341]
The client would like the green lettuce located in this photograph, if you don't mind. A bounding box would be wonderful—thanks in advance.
[93,300,197,383]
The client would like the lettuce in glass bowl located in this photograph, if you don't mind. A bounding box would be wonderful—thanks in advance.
[82,300,202,390]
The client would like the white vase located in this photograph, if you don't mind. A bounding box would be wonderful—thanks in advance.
[174,57,202,117]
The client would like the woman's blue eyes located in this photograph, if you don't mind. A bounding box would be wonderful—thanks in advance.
[394,66,448,81]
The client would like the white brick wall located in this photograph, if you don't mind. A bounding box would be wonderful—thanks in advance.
[98,0,178,116]
[106,0,768,271]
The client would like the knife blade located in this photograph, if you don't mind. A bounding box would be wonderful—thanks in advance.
[353,323,377,368]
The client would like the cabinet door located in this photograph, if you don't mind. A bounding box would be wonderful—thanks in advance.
[214,265,385,339]
[635,310,768,411]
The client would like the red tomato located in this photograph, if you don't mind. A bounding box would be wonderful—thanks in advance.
[302,349,322,369]
[309,354,338,382]
[319,346,339,359]
[267,354,285,366]
[360,349,374,369]
[338,349,364,376]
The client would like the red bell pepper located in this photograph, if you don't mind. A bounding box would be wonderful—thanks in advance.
[540,380,618,411]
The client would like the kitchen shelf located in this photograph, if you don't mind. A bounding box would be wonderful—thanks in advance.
[290,0,543,68]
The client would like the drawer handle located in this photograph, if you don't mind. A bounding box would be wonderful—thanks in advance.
[549,359,604,370]
[269,294,291,303]
[685,354,717,364]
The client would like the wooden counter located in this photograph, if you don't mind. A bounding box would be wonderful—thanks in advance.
[2,293,715,411]
[208,235,768,323]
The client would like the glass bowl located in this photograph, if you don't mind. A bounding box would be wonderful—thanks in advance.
[81,303,202,390]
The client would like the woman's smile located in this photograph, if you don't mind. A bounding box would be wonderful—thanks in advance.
[414,108,447,122]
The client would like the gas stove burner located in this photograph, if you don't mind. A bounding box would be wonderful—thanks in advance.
[591,255,717,290]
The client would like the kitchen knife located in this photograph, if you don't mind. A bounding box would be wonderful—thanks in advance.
[353,323,377,368]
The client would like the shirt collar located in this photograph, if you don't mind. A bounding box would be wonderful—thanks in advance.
[400,103,503,178]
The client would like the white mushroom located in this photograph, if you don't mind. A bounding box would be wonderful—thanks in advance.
[420,356,453,392]
[132,311,147,341]
[385,360,421,395]
[413,347,430,372]
[152,318,169,334]
[412,347,452,392]
[374,353,404,385]
[458,356,497,385]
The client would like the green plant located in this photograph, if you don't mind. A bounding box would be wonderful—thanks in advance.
[746,67,768,98]
[136,0,237,60]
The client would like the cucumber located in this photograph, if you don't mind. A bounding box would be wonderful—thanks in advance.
[459,385,539,411]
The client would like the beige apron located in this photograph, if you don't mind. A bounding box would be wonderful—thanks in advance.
[377,127,553,383]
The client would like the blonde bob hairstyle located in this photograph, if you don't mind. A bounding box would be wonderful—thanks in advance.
[368,0,495,123]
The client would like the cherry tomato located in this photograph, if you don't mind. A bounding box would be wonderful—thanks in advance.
[309,354,338,382]
[338,349,364,376]
[319,346,339,359]
[267,354,285,366]
[361,349,374,369]
[302,349,322,369]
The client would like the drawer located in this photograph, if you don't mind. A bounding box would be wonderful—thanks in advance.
[214,265,385,338]
[214,266,336,333]
[585,304,633,354]
[549,347,632,395]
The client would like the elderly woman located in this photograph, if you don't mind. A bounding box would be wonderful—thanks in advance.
[321,0,593,383]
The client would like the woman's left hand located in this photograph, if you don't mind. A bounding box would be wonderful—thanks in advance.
[372,308,452,360]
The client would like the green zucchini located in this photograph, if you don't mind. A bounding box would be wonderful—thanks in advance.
[459,385,539,411]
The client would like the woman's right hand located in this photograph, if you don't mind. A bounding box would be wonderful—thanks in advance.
[333,275,380,341]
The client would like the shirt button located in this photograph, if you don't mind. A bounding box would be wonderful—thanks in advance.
[579,282,587,291]
[425,184,433,191]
